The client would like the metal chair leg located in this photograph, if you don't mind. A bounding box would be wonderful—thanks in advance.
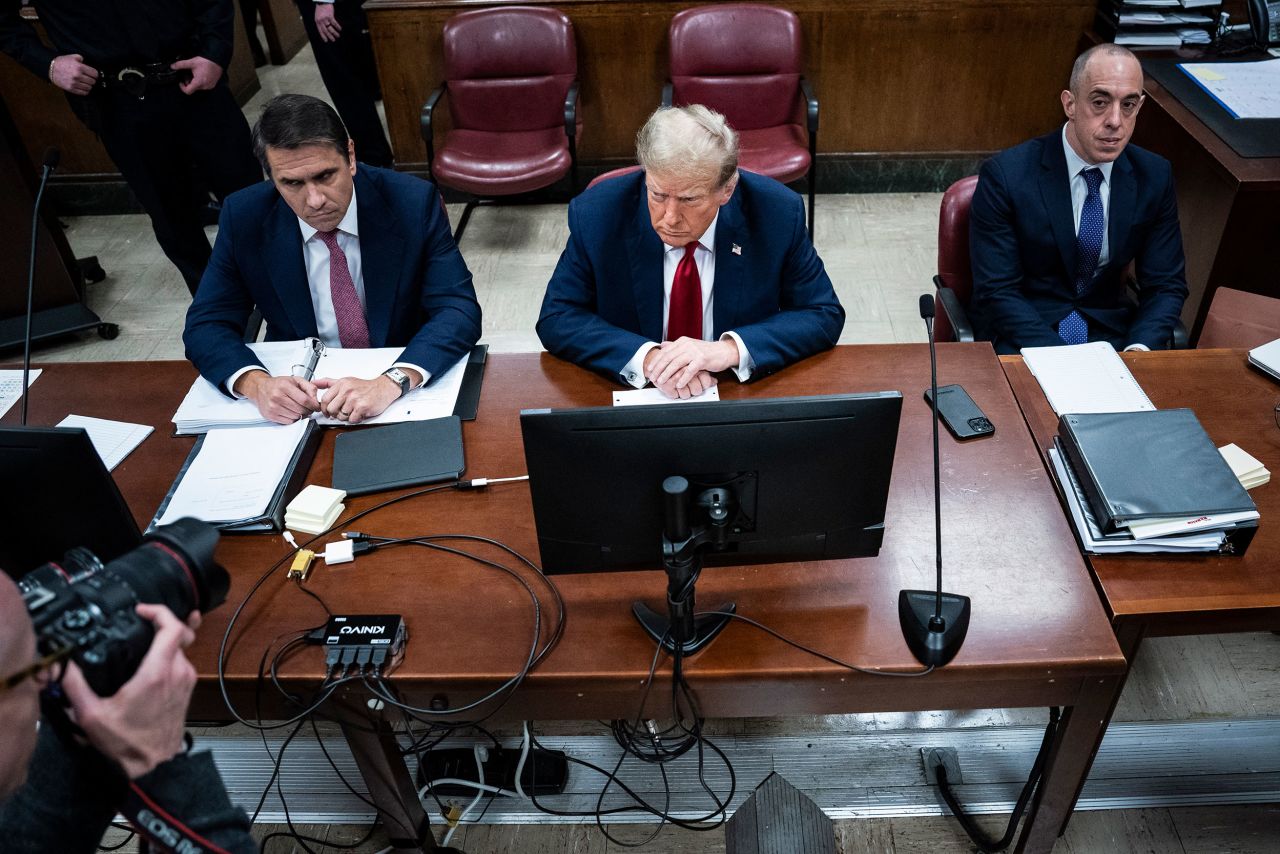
[452,199,479,243]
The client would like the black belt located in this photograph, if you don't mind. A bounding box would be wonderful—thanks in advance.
[96,61,185,99]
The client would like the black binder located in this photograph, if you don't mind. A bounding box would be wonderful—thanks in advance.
[1057,409,1257,537]
[331,416,465,496]
[452,344,488,422]
[149,420,322,534]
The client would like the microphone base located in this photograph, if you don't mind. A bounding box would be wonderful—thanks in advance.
[898,589,971,667]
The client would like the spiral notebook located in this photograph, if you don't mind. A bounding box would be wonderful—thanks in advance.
[1021,342,1154,415]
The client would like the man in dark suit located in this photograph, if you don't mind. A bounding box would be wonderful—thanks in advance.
[969,44,1188,354]
[183,94,480,424]
[295,0,393,167]
[537,105,844,398]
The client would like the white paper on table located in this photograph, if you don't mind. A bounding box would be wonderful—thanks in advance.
[172,341,468,433]
[1021,342,1155,415]
[1179,60,1280,119]
[157,420,308,525]
[0,369,41,419]
[612,386,721,406]
[56,414,153,471]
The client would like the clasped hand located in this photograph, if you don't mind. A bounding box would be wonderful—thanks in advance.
[643,337,739,399]
[235,371,402,424]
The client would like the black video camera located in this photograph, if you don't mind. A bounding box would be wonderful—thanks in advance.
[18,518,229,697]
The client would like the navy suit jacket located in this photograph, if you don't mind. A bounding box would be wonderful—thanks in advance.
[969,130,1188,354]
[183,165,481,393]
[536,170,844,381]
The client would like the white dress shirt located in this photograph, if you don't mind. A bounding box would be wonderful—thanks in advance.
[228,186,429,394]
[620,214,755,388]
[1061,125,1148,351]
[1062,125,1113,270]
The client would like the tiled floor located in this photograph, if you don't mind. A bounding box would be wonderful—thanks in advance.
[26,29,1280,854]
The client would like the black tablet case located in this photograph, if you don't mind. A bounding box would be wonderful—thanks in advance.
[332,416,465,496]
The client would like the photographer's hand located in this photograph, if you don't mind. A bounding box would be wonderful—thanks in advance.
[59,604,197,780]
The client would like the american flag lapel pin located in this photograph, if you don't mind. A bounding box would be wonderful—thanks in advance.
[731,243,742,255]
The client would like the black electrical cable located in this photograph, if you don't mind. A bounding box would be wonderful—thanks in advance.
[97,825,136,851]
[702,610,936,677]
[217,483,464,729]
[934,706,1061,853]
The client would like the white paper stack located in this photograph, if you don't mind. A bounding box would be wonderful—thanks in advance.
[1049,448,1231,553]
[172,340,469,434]
[156,420,309,526]
[1220,444,1270,489]
[285,484,347,535]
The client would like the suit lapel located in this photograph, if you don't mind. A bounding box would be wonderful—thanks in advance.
[1037,136,1077,282]
[712,189,746,337]
[1107,151,1135,272]
[263,198,318,338]
[627,182,665,341]
[354,169,406,348]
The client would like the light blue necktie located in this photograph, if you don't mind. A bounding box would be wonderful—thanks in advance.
[1059,167,1104,346]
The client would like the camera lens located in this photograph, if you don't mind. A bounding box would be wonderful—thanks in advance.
[103,518,229,619]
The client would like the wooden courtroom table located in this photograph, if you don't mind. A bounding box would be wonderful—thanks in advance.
[6,345,1125,853]
[1002,348,1280,816]
[364,0,1095,172]
[1131,62,1280,341]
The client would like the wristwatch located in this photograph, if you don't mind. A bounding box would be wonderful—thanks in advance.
[382,367,411,398]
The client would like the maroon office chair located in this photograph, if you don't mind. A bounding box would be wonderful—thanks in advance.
[663,4,818,238]
[585,164,642,190]
[420,6,581,242]
[933,176,979,343]
[1197,287,1280,350]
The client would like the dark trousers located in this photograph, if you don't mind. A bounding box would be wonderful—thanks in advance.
[78,81,261,295]
[295,0,393,168]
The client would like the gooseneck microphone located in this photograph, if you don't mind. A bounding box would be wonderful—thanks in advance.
[898,293,971,667]
[21,147,59,425]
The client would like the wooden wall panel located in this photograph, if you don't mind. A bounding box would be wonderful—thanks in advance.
[367,0,1095,171]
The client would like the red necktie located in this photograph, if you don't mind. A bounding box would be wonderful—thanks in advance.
[318,230,370,349]
[667,242,702,341]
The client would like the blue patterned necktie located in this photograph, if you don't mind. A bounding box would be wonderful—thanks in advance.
[1059,167,1104,345]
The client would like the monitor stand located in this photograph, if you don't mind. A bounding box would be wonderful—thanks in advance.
[632,476,736,655]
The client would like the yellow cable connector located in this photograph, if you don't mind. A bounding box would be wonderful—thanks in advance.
[442,803,464,827]
[287,549,316,581]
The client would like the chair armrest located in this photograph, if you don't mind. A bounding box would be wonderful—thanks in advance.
[661,82,673,108]
[564,80,580,139]
[935,278,975,343]
[1126,273,1189,349]
[420,84,445,174]
[799,77,818,134]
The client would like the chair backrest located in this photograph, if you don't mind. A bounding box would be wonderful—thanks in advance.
[933,175,979,343]
[1197,287,1280,350]
[442,7,576,134]
[586,165,642,190]
[668,4,802,131]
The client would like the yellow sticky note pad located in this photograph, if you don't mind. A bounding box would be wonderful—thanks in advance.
[1186,65,1226,82]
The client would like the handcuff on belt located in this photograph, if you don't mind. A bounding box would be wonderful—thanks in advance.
[95,61,186,99]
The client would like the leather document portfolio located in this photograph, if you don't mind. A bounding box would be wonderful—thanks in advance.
[1057,409,1258,544]
[150,420,322,534]
[332,416,465,496]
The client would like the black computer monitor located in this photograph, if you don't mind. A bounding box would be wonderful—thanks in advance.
[520,392,902,652]
[0,426,142,578]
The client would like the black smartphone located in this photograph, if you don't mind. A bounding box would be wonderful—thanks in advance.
[924,384,994,440]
